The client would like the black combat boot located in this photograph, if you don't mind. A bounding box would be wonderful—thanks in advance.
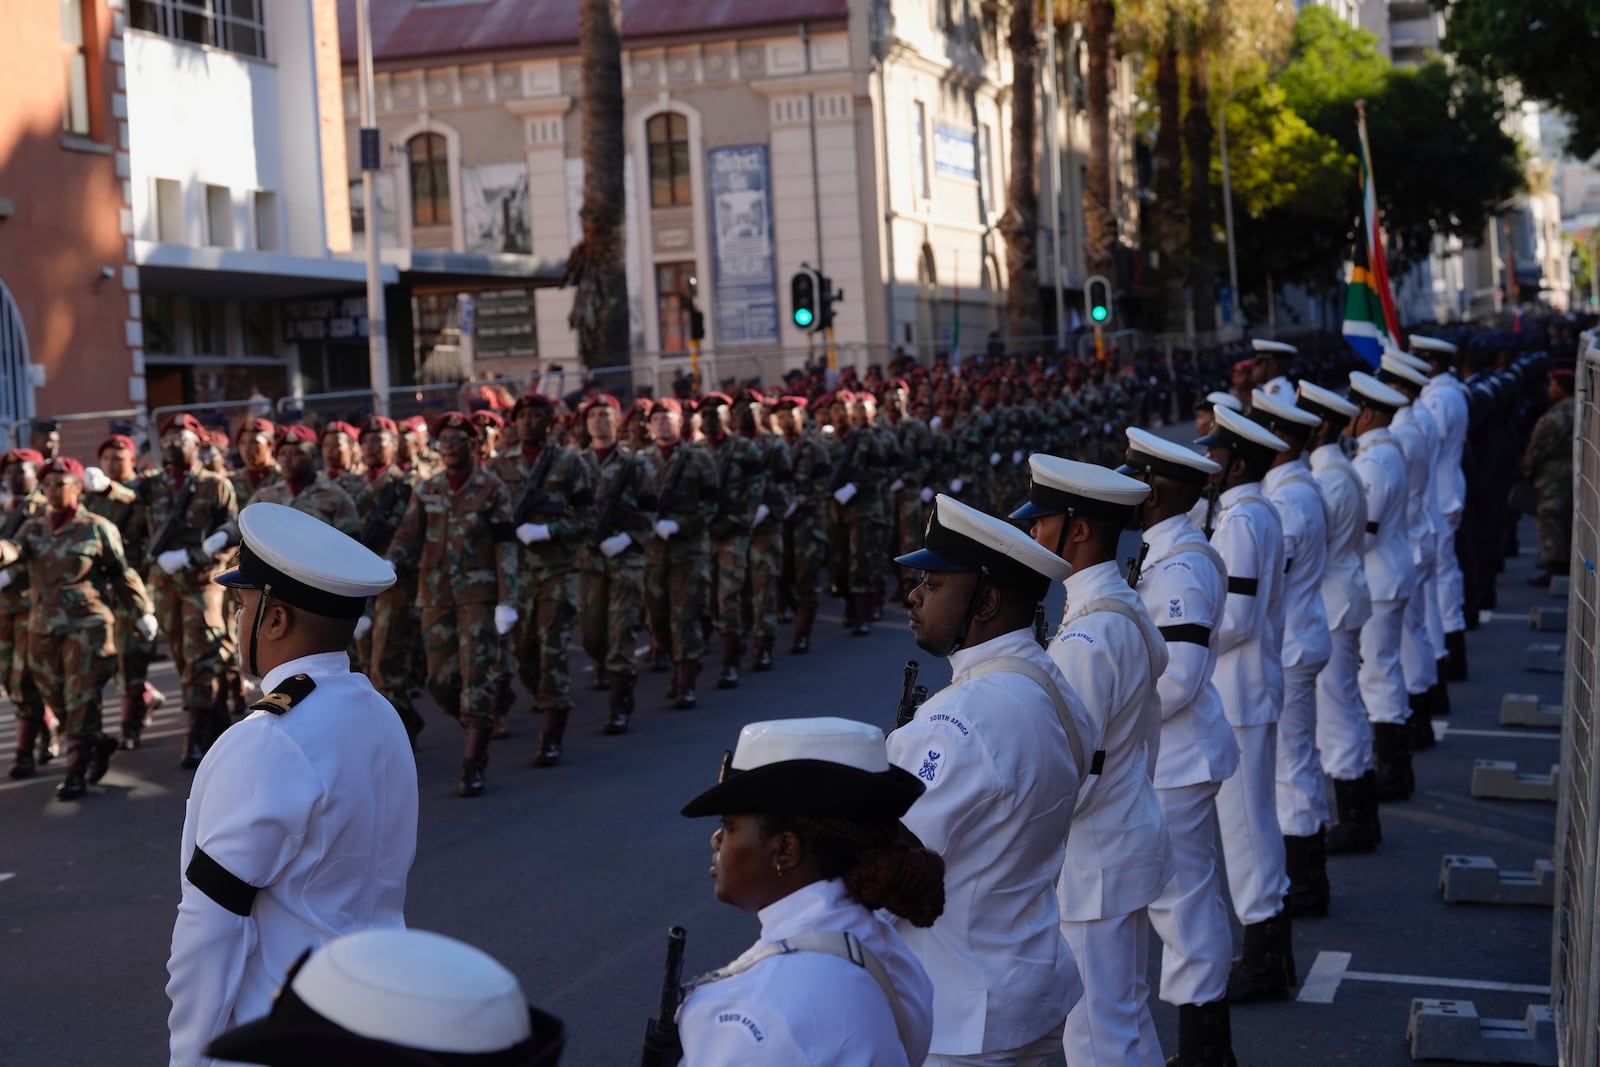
[1284,830,1330,918]
[1430,677,1451,718]
[851,594,874,637]
[1167,1000,1237,1067]
[55,738,92,802]
[1326,776,1379,854]
[790,606,816,654]
[534,706,570,767]
[674,661,700,710]
[179,709,207,770]
[458,724,490,797]
[1444,630,1468,681]
[85,731,119,784]
[8,718,39,779]
[119,695,142,750]
[751,636,774,672]
[590,664,611,691]
[1409,692,1435,752]
[716,634,742,690]
[1226,911,1293,1003]
[1373,722,1412,801]
[604,672,634,735]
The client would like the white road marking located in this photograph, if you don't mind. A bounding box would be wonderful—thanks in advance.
[0,872,14,884]
[1443,727,1560,742]
[1297,950,1551,1004]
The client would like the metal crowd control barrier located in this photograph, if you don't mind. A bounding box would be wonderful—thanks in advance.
[275,390,380,429]
[148,400,260,456]
[386,383,461,426]
[1552,329,1600,1064]
[10,408,145,465]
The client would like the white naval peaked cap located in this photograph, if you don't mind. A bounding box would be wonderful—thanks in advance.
[1378,354,1429,391]
[1388,349,1432,375]
[1251,339,1298,356]
[1199,390,1244,413]
[1296,380,1360,422]
[1198,403,1289,458]
[730,717,890,773]
[1012,454,1150,522]
[1348,370,1410,412]
[1409,334,1459,356]
[214,502,396,618]
[897,493,1071,597]
[1250,388,1322,438]
[1120,426,1221,485]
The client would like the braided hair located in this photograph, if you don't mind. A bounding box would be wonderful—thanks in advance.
[760,814,945,928]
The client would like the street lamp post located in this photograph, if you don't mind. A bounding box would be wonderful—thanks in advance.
[356,0,390,414]
[1218,79,1258,331]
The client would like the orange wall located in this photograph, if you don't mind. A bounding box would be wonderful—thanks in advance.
[0,0,136,421]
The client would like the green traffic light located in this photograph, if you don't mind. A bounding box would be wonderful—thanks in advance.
[794,308,815,327]
[1091,306,1108,322]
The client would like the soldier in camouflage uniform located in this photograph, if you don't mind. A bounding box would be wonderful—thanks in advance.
[946,400,994,510]
[320,420,367,502]
[489,394,595,768]
[352,416,424,745]
[642,397,719,709]
[826,391,890,636]
[735,390,791,672]
[0,457,156,799]
[133,414,238,769]
[386,411,519,797]
[472,410,505,463]
[227,425,360,535]
[773,396,829,654]
[697,393,765,690]
[575,395,656,734]
[398,416,440,479]
[1522,368,1575,585]
[0,449,48,774]
[230,416,280,503]
[859,391,899,620]
[882,380,932,604]
[622,397,654,452]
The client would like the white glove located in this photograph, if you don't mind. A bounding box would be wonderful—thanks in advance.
[1012,450,1024,464]
[157,549,190,575]
[83,466,111,494]
[784,500,798,519]
[599,532,632,558]
[949,478,964,493]
[753,504,771,527]
[920,487,934,504]
[890,478,905,492]
[493,604,518,635]
[833,483,858,505]
[0,568,13,591]
[516,523,551,545]
[1103,421,1114,435]
[654,519,679,540]
[930,416,943,430]
[135,614,159,642]
[352,615,373,641]
[989,451,1001,466]
[201,530,229,556]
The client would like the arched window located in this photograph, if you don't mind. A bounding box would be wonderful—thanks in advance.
[408,132,450,227]
[646,113,692,208]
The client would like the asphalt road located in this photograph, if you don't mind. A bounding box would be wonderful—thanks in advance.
[0,503,1564,1067]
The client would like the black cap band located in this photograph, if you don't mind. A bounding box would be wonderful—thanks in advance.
[1023,482,1139,523]
[1197,425,1278,463]
[1295,396,1348,424]
[1120,449,1210,487]
[231,542,369,618]
[921,510,1051,599]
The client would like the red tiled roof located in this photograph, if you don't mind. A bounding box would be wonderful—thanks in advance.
[338,0,851,65]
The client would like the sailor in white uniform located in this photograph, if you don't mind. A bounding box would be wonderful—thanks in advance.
[1196,406,1296,1003]
[676,717,939,1067]
[1409,334,1471,681]
[1194,390,1244,440]
[1010,457,1170,1067]
[166,503,418,1067]
[1295,382,1379,854]
[1347,372,1418,802]
[1248,389,1334,918]
[1119,428,1242,1067]
[1251,339,1299,404]
[890,494,1097,1066]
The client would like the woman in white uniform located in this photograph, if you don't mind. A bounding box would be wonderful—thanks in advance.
[677,717,941,1066]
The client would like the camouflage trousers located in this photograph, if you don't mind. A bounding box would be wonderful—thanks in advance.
[422,600,497,729]
[513,568,576,712]
[1536,494,1573,571]
[111,598,156,698]
[0,609,43,717]
[709,533,750,638]
[645,548,708,663]
[784,515,827,610]
[30,623,115,739]
[827,506,884,596]
[578,548,644,675]
[150,572,230,712]
[362,582,419,721]
[743,526,783,639]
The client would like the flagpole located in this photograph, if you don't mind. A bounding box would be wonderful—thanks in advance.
[1354,100,1401,342]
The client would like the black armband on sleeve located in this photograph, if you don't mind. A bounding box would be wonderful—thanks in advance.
[186,845,258,917]
[490,522,516,543]
[1227,576,1260,596]
[1284,557,1294,574]
[1159,623,1213,646]
[1365,521,1379,535]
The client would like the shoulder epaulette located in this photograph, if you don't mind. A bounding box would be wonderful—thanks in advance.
[250,673,316,716]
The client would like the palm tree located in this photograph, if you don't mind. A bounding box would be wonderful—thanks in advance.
[1082,0,1118,281]
[565,0,628,369]
[1001,0,1042,342]
[1152,10,1188,331]
[1184,33,1216,331]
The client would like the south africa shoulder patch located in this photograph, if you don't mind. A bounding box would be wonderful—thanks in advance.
[250,673,316,716]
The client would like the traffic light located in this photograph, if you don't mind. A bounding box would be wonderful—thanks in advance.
[791,268,823,332]
[1084,274,1112,325]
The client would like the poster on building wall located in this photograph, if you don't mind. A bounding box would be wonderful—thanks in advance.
[707,145,779,345]
[465,163,531,254]
[934,124,977,181]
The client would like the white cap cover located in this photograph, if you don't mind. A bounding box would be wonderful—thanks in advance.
[897,493,1071,594]
[1200,404,1289,456]
[1296,380,1360,422]
[731,717,890,773]
[1013,454,1150,521]
[1349,371,1410,412]
[1121,426,1221,483]
[1409,335,1459,356]
[1379,354,1429,390]
[1201,391,1244,413]
[1251,339,1297,356]
[215,503,396,617]
[1250,388,1322,435]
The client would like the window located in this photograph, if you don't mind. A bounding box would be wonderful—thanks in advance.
[155,178,185,243]
[205,184,233,247]
[240,300,275,356]
[979,124,994,213]
[253,190,278,251]
[192,298,227,354]
[912,102,930,199]
[408,133,451,227]
[129,0,267,59]
[647,113,692,208]
[143,295,178,355]
[655,263,697,352]
[61,0,90,134]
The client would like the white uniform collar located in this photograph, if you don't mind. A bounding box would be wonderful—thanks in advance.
[1261,456,1310,492]
[1356,426,1395,451]
[1217,481,1263,510]
[259,651,354,696]
[1140,513,1197,560]
[756,878,856,944]
[1309,442,1345,468]
[949,627,1041,684]
[1062,559,1124,616]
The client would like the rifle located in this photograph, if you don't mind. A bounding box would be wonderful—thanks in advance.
[894,660,921,729]
[593,451,644,542]
[1201,482,1220,540]
[655,444,695,519]
[511,443,561,526]
[1033,603,1049,647]
[828,430,864,493]
[146,472,200,565]
[1126,541,1150,589]
[359,477,409,555]
[639,926,688,1067]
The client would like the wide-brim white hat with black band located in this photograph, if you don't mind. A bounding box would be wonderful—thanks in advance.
[1377,354,1429,394]
[1249,388,1322,441]
[895,493,1071,601]
[1194,404,1289,463]
[1348,371,1409,414]
[215,503,396,618]
[1387,349,1432,376]
[681,717,924,819]
[204,928,564,1066]
[1408,335,1458,357]
[1251,339,1297,357]
[1295,380,1360,423]
[1011,454,1150,523]
[1196,391,1243,413]
[1118,427,1221,486]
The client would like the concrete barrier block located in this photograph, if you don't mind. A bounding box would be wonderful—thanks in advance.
[1528,606,1567,632]
[1439,855,1556,906]
[1549,575,1569,599]
[1407,999,1556,1064]
[1470,760,1559,802]
[1500,694,1563,729]
[1522,644,1565,674]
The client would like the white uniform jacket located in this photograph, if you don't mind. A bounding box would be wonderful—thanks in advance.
[888,627,1096,1055]
[677,878,935,1066]
[1262,459,1331,670]
[1208,483,1286,727]
[1352,427,1414,603]
[1419,372,1469,527]
[1388,407,1435,565]
[166,652,419,1067]
[1309,443,1371,633]
[1135,513,1239,790]
[1048,560,1172,921]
